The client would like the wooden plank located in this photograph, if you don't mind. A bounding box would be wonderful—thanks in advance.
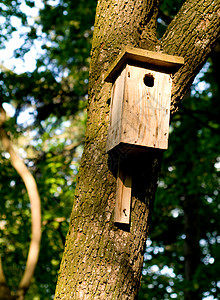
[106,67,126,152]
[104,46,184,83]
[120,65,171,149]
[115,164,132,224]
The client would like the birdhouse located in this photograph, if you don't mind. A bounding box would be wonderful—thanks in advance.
[105,47,184,224]
[105,47,184,153]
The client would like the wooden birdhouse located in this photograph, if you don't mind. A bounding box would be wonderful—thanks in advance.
[105,47,184,224]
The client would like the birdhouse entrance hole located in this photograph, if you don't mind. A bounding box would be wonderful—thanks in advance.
[143,73,154,87]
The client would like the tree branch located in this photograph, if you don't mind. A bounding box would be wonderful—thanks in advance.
[0,256,7,286]
[210,41,220,91]
[161,0,220,112]
[0,106,42,300]
[0,256,14,300]
[180,106,220,133]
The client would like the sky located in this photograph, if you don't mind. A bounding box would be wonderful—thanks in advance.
[0,0,45,123]
[0,0,44,73]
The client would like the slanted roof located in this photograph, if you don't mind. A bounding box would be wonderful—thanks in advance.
[104,47,184,83]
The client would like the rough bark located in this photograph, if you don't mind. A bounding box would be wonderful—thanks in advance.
[161,0,220,113]
[54,0,220,299]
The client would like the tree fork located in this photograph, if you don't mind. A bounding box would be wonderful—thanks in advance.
[55,0,220,299]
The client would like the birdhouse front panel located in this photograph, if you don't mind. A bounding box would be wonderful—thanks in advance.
[106,64,172,152]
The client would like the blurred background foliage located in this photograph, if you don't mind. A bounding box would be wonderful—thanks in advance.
[0,0,219,299]
[139,60,220,299]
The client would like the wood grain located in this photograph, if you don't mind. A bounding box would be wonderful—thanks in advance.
[115,165,132,224]
[106,64,172,152]
[105,46,184,83]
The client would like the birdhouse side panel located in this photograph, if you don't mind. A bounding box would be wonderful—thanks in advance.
[106,67,127,152]
[121,65,172,149]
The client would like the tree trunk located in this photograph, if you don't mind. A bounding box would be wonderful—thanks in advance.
[54,0,220,299]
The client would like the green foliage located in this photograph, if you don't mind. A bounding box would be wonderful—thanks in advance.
[0,0,95,298]
[0,0,219,299]
[157,0,185,37]
[1,0,97,126]
[0,110,86,298]
[139,60,220,299]
[0,0,31,48]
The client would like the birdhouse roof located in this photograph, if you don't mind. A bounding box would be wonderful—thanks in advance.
[104,47,184,83]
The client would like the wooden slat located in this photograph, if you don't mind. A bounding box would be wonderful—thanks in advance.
[115,165,132,224]
[105,46,184,83]
[120,65,172,150]
[106,67,126,152]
